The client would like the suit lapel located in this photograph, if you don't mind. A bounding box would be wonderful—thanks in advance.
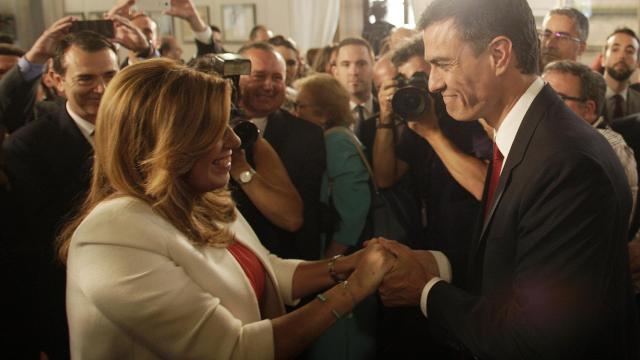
[472,85,555,258]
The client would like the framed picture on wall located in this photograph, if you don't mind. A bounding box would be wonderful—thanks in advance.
[177,5,209,42]
[221,4,256,43]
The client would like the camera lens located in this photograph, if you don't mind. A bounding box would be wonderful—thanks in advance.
[392,86,429,118]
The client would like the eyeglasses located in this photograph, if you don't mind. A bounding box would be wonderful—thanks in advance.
[539,30,582,43]
[557,93,587,103]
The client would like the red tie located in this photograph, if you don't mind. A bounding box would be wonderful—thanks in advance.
[484,142,504,219]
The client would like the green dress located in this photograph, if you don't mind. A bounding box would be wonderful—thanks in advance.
[307,126,377,360]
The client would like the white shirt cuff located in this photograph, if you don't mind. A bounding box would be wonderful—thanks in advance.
[194,26,213,44]
[419,250,452,318]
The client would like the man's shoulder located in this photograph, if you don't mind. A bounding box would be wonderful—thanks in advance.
[5,104,75,150]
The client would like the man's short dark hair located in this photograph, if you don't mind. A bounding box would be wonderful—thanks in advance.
[605,27,640,56]
[543,60,606,116]
[238,41,275,56]
[210,25,221,33]
[0,43,24,57]
[390,37,424,68]
[417,0,539,75]
[547,8,589,42]
[335,37,374,62]
[268,35,298,55]
[52,31,118,75]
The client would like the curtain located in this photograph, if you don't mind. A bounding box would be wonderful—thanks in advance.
[290,0,340,54]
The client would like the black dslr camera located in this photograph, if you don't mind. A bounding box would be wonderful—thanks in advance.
[391,71,431,119]
[190,53,259,150]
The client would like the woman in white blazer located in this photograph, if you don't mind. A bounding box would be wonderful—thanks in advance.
[58,58,394,359]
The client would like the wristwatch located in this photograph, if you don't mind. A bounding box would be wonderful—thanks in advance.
[236,169,256,184]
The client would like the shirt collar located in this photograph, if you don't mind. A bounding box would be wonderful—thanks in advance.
[606,86,628,101]
[249,116,268,134]
[495,77,545,170]
[66,102,95,147]
[350,96,374,115]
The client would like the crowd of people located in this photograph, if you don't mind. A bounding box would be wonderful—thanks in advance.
[0,0,639,359]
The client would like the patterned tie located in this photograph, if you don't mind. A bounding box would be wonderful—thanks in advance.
[612,94,625,119]
[484,142,504,220]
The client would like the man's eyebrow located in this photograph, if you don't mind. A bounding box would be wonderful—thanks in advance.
[429,56,452,64]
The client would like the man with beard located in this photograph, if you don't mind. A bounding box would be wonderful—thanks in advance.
[539,8,588,68]
[603,27,640,121]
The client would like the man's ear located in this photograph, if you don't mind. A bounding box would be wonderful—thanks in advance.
[488,36,512,76]
[53,71,65,96]
[578,41,587,56]
[585,99,598,122]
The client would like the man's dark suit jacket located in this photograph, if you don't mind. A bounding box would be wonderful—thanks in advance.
[3,103,92,359]
[233,109,326,260]
[427,85,639,359]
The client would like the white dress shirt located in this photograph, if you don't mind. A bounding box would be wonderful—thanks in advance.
[66,102,95,147]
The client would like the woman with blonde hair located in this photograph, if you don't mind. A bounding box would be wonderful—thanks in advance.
[59,58,393,359]
[293,73,376,359]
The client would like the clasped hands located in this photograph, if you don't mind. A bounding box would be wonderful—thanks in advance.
[351,238,440,307]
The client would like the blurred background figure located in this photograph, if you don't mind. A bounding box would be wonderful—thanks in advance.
[249,24,273,42]
[159,35,183,62]
[362,1,395,56]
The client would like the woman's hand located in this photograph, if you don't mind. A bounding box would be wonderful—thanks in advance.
[347,243,396,302]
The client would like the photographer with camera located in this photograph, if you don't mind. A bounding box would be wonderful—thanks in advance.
[373,37,491,359]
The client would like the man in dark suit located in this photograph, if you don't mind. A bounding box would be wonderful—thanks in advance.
[0,17,145,357]
[332,37,379,158]
[375,0,639,358]
[235,41,326,261]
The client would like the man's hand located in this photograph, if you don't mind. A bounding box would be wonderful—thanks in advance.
[377,78,398,126]
[165,0,207,33]
[25,16,75,64]
[108,14,149,53]
[371,238,437,307]
[629,238,640,292]
[107,0,135,19]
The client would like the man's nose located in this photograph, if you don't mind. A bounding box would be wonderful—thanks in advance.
[428,68,444,93]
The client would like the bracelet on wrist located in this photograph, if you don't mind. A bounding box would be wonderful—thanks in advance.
[328,254,346,283]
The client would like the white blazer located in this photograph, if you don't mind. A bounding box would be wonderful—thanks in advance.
[66,196,302,359]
